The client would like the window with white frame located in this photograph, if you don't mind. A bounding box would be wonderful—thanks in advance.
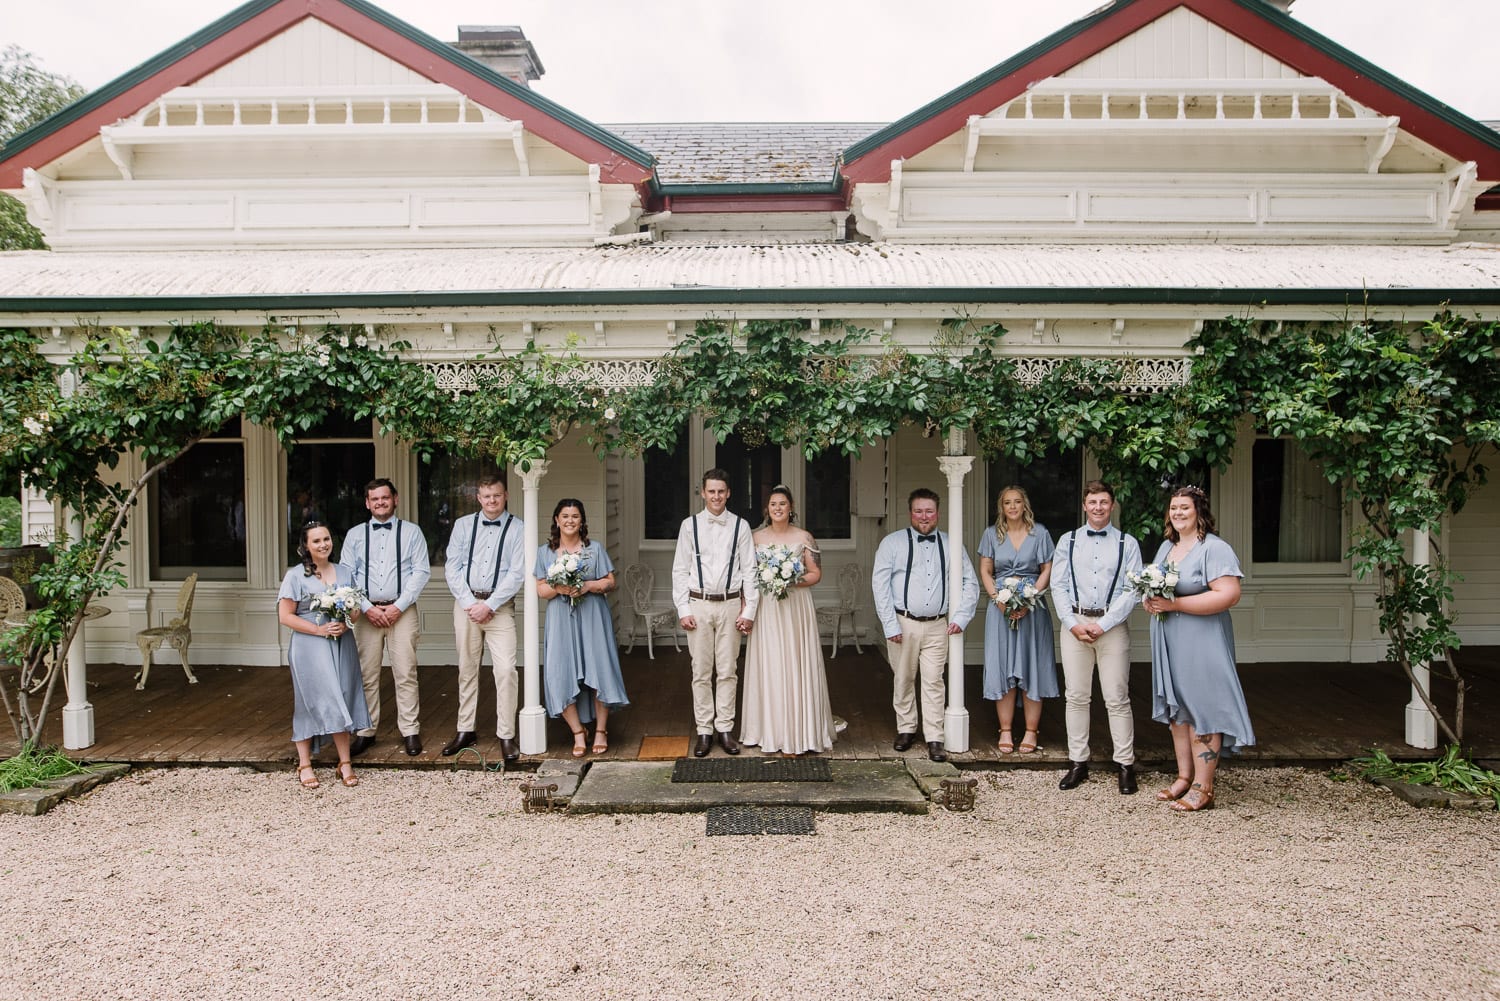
[1251,438,1343,564]
[150,418,246,581]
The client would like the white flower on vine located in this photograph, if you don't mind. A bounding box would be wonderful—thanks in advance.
[355,334,369,348]
[604,406,617,421]
[23,415,48,435]
[337,334,350,348]
[315,348,331,367]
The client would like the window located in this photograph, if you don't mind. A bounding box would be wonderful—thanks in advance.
[642,439,691,540]
[1252,439,1342,563]
[1138,459,1213,559]
[285,414,374,565]
[803,448,852,539]
[416,454,506,564]
[151,419,246,581]
[716,432,781,527]
[986,445,1082,543]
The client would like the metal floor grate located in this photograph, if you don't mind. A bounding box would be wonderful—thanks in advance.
[671,757,832,783]
[706,805,816,836]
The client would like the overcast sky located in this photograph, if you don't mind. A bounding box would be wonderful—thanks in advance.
[6,0,1498,123]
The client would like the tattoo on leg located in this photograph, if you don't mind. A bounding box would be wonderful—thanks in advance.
[1197,748,1219,762]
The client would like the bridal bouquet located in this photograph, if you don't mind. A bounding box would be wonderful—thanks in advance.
[993,576,1041,631]
[545,550,589,608]
[755,544,805,600]
[310,585,365,642]
[1126,561,1179,620]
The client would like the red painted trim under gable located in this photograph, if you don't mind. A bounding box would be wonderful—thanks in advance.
[0,0,652,189]
[1475,190,1500,212]
[843,0,1500,184]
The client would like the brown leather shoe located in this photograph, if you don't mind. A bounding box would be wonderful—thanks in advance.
[440,731,476,757]
[692,734,713,758]
[499,737,520,763]
[718,731,741,755]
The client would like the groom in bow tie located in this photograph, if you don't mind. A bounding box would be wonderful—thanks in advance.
[871,487,978,762]
[672,468,759,758]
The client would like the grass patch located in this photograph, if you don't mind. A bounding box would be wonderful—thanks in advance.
[0,743,86,793]
[1350,745,1500,808]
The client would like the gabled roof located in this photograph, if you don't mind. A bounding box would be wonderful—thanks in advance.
[0,0,654,189]
[842,0,1500,183]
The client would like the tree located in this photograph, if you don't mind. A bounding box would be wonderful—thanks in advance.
[0,45,86,251]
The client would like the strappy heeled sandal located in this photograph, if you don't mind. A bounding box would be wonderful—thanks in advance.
[997,729,1014,754]
[337,759,359,787]
[296,764,319,789]
[1156,775,1193,802]
[570,727,587,758]
[1018,729,1041,754]
[592,729,608,754]
[1170,784,1215,812]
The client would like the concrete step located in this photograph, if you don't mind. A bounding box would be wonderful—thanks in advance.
[567,759,935,814]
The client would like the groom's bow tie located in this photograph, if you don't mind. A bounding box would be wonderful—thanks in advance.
[1086,529,1108,537]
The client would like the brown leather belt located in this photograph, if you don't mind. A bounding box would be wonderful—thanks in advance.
[471,590,493,599]
[371,599,397,607]
[689,589,742,602]
[1073,606,1106,617]
[898,610,944,623]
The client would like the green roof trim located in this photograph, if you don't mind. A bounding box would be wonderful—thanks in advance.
[2,287,1495,314]
[0,0,654,170]
[842,0,1500,165]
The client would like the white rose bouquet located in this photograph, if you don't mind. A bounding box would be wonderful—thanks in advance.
[754,543,806,600]
[545,550,590,608]
[310,585,365,643]
[992,575,1042,631]
[1126,561,1180,620]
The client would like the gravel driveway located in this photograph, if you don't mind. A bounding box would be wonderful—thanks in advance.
[1,766,1495,1000]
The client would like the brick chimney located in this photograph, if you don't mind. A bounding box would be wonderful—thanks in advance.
[452,26,544,87]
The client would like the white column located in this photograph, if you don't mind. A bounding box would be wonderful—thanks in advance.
[61,509,95,750]
[938,449,974,754]
[517,459,550,755]
[1404,528,1438,749]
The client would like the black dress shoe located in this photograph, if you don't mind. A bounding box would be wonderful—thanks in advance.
[348,735,374,758]
[1118,763,1138,796]
[926,741,947,762]
[499,737,520,763]
[1059,760,1090,790]
[403,734,423,756]
[718,731,741,755]
[440,731,476,757]
[692,734,713,758]
[893,732,917,752]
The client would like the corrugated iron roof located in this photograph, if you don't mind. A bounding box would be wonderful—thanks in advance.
[2,243,1499,304]
[607,123,879,185]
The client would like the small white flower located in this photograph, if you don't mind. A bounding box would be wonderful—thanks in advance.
[1164,572,1179,588]
[315,350,331,368]
[604,406,617,421]
[23,416,45,435]
[761,566,776,582]
[337,335,350,348]
[355,334,369,348]
[780,563,793,579]
[1003,576,1022,589]
[996,588,1014,604]
[1023,583,1037,598]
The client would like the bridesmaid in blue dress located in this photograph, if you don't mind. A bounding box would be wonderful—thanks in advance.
[278,521,371,789]
[978,486,1057,755]
[1141,486,1255,813]
[534,499,629,757]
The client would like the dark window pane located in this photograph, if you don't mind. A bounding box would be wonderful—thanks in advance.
[1139,460,1213,558]
[986,446,1082,543]
[643,440,691,540]
[416,454,506,564]
[1252,439,1341,562]
[717,433,781,527]
[286,444,374,565]
[804,449,851,539]
[151,442,246,580]
[298,413,371,439]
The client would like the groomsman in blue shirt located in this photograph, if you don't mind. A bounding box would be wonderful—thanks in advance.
[441,473,526,762]
[1049,480,1143,794]
[871,487,978,762]
[340,478,431,757]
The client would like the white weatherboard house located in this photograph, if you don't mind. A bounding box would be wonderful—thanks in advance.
[2,0,1498,753]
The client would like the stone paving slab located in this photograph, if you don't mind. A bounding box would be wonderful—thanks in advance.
[568,760,929,815]
[903,757,962,798]
[0,763,130,816]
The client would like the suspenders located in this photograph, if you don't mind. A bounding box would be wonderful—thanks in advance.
[465,514,512,594]
[901,528,946,614]
[691,513,742,593]
[363,519,403,598]
[1066,529,1126,611]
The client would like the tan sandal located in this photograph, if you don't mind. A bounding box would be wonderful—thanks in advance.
[296,763,319,789]
[592,729,608,755]
[337,760,359,788]
[997,729,1014,754]
[570,727,587,758]
[1156,775,1193,802]
[1018,729,1041,754]
[1170,784,1215,812]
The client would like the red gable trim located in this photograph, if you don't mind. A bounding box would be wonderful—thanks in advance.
[843,0,1500,184]
[0,0,652,189]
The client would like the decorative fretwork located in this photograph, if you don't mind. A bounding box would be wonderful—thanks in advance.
[425,359,661,393]
[1010,356,1191,393]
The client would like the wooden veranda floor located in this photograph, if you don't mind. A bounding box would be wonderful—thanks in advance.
[6,647,1496,768]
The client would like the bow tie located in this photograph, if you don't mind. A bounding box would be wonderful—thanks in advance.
[1086,529,1108,537]
[481,518,506,527]
[371,521,393,531]
[706,513,729,526]
[916,533,937,543]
